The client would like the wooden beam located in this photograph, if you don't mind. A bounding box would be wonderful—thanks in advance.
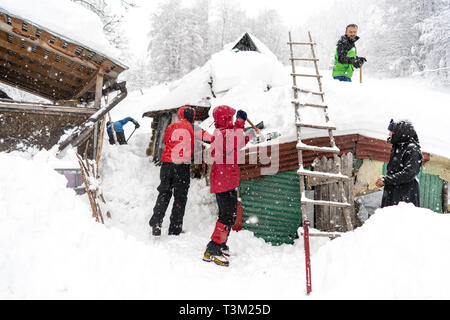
[0,101,96,116]
[0,62,74,98]
[94,69,104,109]
[0,65,72,100]
[74,69,101,99]
[57,83,127,152]
[6,16,124,78]
[0,19,100,71]
[0,54,80,91]
[0,77,54,101]
[0,30,92,81]
[0,48,83,88]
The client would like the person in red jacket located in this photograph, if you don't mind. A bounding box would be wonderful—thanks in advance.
[202,105,250,267]
[149,106,195,236]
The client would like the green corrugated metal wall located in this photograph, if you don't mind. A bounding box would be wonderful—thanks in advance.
[382,163,443,212]
[240,170,302,245]
[240,163,444,246]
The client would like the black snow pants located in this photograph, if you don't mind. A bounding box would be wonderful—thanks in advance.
[149,162,190,235]
[216,189,238,227]
[108,131,127,145]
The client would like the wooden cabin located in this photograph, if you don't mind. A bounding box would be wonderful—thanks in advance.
[0,8,128,154]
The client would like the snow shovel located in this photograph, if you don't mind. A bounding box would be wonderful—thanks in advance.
[247,118,266,142]
[360,66,363,83]
[126,127,137,143]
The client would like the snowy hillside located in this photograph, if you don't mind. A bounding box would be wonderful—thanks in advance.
[1,72,449,299]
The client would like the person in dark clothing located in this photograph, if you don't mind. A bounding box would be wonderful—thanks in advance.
[149,106,195,236]
[106,117,140,145]
[376,119,423,208]
[332,24,367,82]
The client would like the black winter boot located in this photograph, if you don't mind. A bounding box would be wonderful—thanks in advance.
[152,225,161,236]
[203,241,229,267]
[220,243,230,257]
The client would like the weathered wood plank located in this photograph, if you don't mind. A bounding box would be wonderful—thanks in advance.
[0,101,97,116]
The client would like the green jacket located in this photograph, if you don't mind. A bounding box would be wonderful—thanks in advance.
[332,35,359,79]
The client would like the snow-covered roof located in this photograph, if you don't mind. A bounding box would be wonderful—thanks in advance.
[145,32,286,112]
[0,0,126,68]
[0,0,128,101]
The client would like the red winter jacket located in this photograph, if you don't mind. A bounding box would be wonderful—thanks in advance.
[161,106,195,163]
[210,105,249,194]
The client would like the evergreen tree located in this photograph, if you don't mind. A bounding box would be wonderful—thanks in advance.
[414,0,450,85]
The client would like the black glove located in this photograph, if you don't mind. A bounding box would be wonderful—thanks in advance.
[131,119,140,129]
[352,57,367,68]
[236,110,247,121]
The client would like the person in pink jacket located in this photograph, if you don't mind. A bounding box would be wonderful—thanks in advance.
[202,105,250,267]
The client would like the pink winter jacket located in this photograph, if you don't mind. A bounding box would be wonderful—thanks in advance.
[209,105,249,194]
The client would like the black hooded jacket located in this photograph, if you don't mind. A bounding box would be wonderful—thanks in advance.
[336,35,360,65]
[381,120,423,208]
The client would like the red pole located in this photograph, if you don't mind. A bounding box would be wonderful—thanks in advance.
[303,220,312,295]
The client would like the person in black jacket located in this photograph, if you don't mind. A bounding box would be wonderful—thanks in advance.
[332,24,367,82]
[376,119,423,208]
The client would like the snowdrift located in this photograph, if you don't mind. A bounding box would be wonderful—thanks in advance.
[1,133,450,299]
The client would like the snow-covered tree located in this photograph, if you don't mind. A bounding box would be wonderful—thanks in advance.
[208,0,250,53]
[248,9,289,62]
[70,0,135,52]
[414,0,450,86]
[147,0,208,82]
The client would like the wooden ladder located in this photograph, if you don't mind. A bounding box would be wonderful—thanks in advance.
[288,31,354,294]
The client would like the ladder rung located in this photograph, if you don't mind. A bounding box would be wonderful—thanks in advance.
[296,142,340,153]
[297,168,351,181]
[296,122,336,130]
[292,87,324,95]
[291,73,322,78]
[290,58,319,62]
[300,231,342,239]
[291,101,328,109]
[301,198,351,208]
[287,42,317,46]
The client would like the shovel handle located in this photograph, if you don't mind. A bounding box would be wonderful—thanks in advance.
[360,66,363,83]
[246,118,261,135]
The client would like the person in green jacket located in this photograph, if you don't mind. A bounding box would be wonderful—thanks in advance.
[332,24,367,82]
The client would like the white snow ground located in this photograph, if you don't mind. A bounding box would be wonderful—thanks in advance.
[1,73,450,299]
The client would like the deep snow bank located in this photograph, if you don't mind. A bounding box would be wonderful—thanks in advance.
[312,203,450,299]
[1,71,449,299]
[2,138,450,299]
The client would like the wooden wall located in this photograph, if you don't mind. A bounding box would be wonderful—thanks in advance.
[0,110,90,152]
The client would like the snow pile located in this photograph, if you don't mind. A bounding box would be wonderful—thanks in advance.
[210,50,287,94]
[324,76,450,159]
[148,33,289,113]
[0,0,122,64]
[2,83,450,299]
[313,203,450,299]
[2,146,450,299]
